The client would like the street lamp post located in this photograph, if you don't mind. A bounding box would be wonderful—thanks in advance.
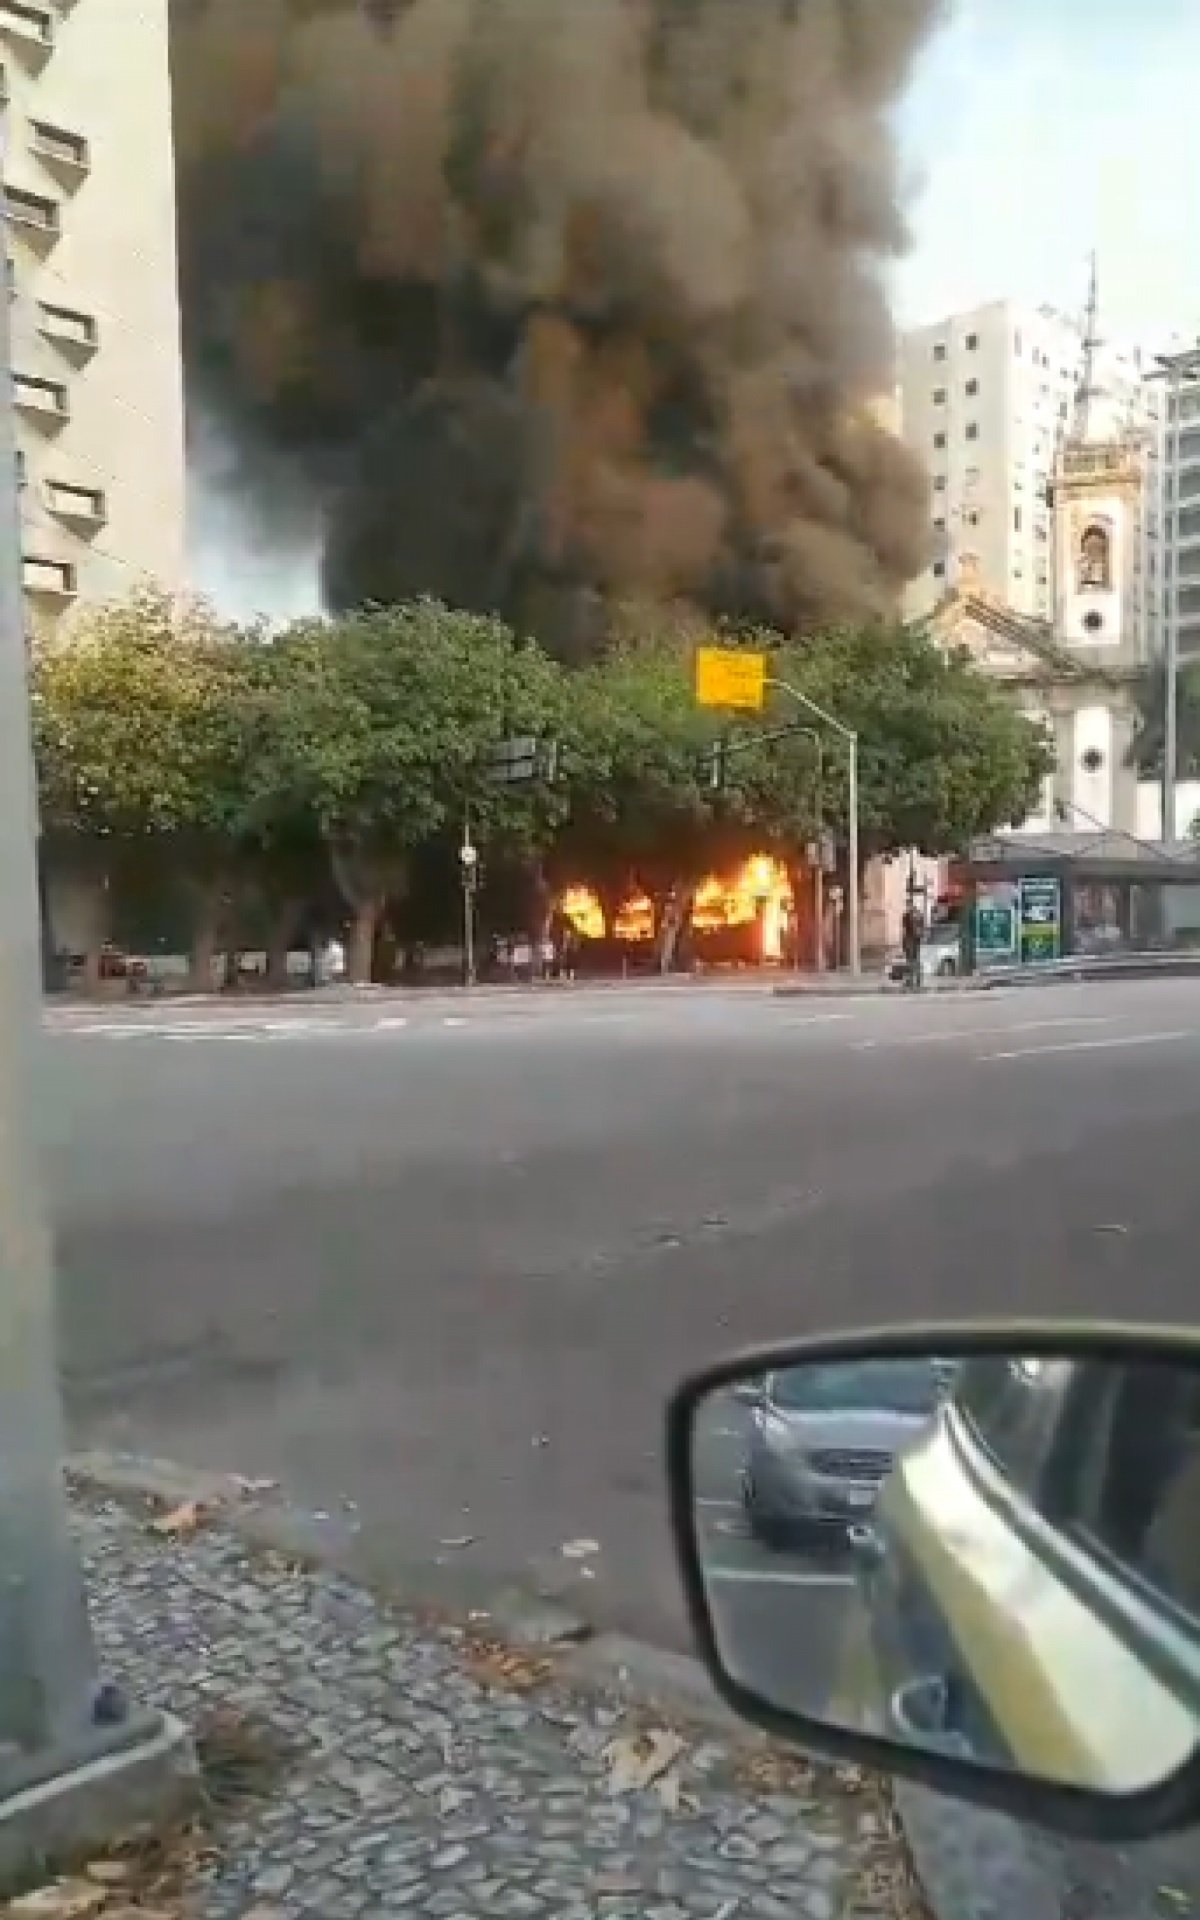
[765,678,860,977]
[0,205,108,1759]
[1149,344,1200,843]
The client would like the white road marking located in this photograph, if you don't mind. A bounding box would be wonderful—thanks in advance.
[704,1566,854,1588]
[376,1016,409,1030]
[853,1015,1112,1053]
[781,1013,852,1028]
[442,1016,468,1029]
[696,1497,744,1511]
[981,1029,1193,1063]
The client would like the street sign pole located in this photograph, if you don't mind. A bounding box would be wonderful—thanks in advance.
[0,202,103,1757]
[460,813,478,988]
[764,678,861,979]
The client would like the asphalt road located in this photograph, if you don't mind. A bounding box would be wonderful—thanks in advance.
[43,974,1200,1653]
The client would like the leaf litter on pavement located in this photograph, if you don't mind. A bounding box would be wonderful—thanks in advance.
[2,1704,303,1920]
[602,1727,688,1805]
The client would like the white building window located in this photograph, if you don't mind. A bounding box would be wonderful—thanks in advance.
[37,301,98,351]
[965,422,979,441]
[3,182,59,233]
[29,119,90,175]
[965,378,979,397]
[0,2,53,49]
[13,371,67,418]
[965,333,979,351]
[933,431,946,450]
[22,554,75,598]
[44,478,106,525]
[932,387,947,404]
[933,342,947,361]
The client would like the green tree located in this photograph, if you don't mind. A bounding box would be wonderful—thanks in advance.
[555,637,740,968]
[260,602,569,982]
[758,623,1053,860]
[31,586,264,988]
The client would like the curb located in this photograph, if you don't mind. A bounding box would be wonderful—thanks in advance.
[894,1783,1061,1920]
[772,980,983,1000]
[66,1450,730,1718]
[48,976,784,1014]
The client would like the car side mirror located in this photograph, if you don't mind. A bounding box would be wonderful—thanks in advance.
[667,1320,1200,1842]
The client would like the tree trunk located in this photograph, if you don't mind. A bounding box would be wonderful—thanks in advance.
[529,865,555,976]
[264,903,301,992]
[597,882,625,941]
[188,916,219,995]
[784,859,813,971]
[347,903,378,985]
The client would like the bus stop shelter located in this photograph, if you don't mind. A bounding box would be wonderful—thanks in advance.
[952,830,1200,973]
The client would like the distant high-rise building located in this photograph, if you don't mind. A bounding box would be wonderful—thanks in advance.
[899,294,1163,660]
[1159,345,1200,662]
[1,0,185,625]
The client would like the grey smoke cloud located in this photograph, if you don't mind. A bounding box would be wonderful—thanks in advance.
[173,0,939,655]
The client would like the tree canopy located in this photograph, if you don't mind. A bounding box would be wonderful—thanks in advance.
[31,591,1053,982]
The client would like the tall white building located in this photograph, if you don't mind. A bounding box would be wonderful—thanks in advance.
[0,0,185,626]
[1161,349,1200,661]
[900,295,1163,661]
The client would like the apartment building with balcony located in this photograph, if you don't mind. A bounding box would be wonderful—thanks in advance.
[899,296,1163,662]
[0,0,185,625]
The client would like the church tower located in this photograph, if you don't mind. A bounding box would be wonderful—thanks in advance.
[1046,258,1144,831]
[1050,257,1144,659]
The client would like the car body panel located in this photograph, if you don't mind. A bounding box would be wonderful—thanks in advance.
[868,1401,1200,1794]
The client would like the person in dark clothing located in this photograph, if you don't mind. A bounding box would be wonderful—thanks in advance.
[901,904,924,991]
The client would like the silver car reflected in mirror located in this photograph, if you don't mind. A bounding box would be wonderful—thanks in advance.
[668,1323,1200,1842]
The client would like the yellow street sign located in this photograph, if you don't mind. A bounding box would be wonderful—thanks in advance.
[694,647,766,712]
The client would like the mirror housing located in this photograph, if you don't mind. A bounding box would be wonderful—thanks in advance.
[667,1319,1200,1843]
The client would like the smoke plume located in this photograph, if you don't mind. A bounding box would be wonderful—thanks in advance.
[173,0,940,655]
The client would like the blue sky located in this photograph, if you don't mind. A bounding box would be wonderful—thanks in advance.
[894,0,1200,346]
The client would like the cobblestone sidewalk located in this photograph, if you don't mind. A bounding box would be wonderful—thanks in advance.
[47,1494,921,1920]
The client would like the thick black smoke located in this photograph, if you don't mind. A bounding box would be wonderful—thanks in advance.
[173,0,939,655]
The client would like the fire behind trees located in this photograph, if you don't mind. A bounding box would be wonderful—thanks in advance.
[172,0,939,656]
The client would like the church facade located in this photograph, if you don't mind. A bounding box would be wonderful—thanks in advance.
[925,393,1150,841]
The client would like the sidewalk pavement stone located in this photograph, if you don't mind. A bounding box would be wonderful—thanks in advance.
[70,1494,916,1920]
